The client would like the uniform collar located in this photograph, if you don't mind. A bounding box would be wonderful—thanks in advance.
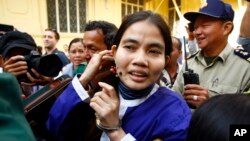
[195,43,232,64]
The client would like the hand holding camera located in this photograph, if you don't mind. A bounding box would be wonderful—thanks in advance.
[3,53,57,85]
[22,68,54,86]
[3,55,28,76]
[18,50,62,83]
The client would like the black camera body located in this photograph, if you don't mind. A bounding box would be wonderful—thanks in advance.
[0,24,14,39]
[17,50,63,83]
[183,69,200,85]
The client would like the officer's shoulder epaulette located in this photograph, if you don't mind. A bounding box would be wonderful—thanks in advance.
[234,46,250,63]
[186,51,198,60]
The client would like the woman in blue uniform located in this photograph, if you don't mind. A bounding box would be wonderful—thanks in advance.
[47,11,191,141]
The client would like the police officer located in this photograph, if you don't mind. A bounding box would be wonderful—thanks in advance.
[173,0,250,109]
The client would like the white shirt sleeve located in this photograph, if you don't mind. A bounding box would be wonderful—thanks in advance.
[72,75,90,101]
[121,133,136,141]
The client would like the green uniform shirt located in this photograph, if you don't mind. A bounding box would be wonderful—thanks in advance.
[0,73,35,141]
[173,44,250,97]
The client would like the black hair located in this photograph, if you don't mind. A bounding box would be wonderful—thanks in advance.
[187,94,250,141]
[68,38,83,51]
[84,21,118,50]
[37,45,43,55]
[113,10,172,56]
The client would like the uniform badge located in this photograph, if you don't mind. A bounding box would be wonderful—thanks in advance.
[234,46,250,63]
[200,0,208,8]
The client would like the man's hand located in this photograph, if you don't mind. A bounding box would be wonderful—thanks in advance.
[183,84,209,108]
[21,68,54,86]
[3,55,28,76]
[80,50,113,88]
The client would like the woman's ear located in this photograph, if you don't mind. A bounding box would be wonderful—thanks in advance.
[111,45,117,56]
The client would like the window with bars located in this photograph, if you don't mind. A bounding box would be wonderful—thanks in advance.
[47,0,86,33]
[121,0,144,19]
[168,0,181,32]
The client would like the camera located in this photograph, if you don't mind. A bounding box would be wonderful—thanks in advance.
[17,50,63,82]
[0,24,14,39]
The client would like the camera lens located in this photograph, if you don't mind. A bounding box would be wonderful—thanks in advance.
[37,54,63,77]
[19,51,63,83]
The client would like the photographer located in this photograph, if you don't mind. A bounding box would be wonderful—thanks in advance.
[0,30,62,97]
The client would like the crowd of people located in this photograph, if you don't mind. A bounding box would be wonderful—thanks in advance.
[0,0,250,141]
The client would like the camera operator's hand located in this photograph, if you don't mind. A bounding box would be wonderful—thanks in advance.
[183,84,209,108]
[21,68,54,86]
[3,55,28,76]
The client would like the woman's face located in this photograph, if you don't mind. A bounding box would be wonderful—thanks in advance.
[68,41,85,67]
[113,21,165,90]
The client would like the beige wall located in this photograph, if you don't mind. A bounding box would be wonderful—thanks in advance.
[0,0,248,51]
[2,0,58,51]
[0,0,46,34]
[0,0,122,52]
[87,0,122,26]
